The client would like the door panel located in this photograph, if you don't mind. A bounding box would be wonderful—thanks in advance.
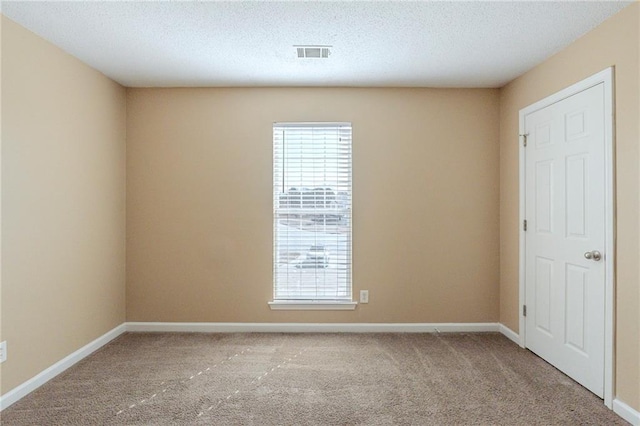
[566,154,588,238]
[524,83,605,397]
[565,263,587,353]
[535,161,553,233]
[534,256,553,335]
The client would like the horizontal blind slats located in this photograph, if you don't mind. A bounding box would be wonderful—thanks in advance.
[273,123,352,301]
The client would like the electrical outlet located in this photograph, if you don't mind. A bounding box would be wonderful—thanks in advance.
[360,290,369,304]
[0,341,7,363]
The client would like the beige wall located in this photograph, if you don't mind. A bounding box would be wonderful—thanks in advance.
[0,13,4,391]
[126,87,500,324]
[0,17,127,394]
[637,3,640,407]
[499,3,640,411]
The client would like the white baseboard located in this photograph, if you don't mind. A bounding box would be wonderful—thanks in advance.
[613,398,640,425]
[0,324,127,411]
[126,321,500,333]
[498,323,520,345]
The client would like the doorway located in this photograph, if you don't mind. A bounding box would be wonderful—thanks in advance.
[518,68,614,406]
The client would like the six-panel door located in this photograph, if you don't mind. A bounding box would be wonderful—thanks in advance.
[524,83,606,397]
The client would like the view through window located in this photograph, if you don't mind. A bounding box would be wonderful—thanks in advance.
[273,123,352,301]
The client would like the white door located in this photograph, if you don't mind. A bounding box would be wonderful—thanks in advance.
[524,82,606,397]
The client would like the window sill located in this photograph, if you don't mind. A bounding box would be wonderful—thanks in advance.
[268,301,358,311]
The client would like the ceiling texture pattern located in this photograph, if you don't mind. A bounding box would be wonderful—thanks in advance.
[1,1,633,88]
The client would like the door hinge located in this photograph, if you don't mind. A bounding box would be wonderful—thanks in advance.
[523,305,527,317]
[523,220,527,231]
[520,133,528,147]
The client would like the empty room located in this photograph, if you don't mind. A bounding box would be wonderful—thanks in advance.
[1,1,639,425]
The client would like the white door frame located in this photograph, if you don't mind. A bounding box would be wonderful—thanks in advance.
[518,67,615,408]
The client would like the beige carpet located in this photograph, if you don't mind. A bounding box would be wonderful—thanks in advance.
[0,332,626,425]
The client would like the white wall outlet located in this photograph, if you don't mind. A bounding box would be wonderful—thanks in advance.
[0,341,7,363]
[360,290,369,304]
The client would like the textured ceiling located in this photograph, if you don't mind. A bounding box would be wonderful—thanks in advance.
[1,1,633,88]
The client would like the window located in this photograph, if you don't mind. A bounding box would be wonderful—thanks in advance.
[271,123,353,308]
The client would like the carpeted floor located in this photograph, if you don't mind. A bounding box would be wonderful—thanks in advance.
[0,332,626,425]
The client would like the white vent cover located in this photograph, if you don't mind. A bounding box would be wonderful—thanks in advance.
[295,45,331,58]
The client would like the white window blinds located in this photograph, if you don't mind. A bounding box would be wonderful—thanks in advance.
[273,123,352,301]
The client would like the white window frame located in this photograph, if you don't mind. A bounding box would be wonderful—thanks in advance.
[269,122,356,311]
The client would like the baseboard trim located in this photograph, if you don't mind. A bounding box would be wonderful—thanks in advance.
[613,398,640,425]
[0,323,127,411]
[498,324,520,345]
[126,321,500,333]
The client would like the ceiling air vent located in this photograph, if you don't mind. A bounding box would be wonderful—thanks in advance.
[295,45,331,59]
